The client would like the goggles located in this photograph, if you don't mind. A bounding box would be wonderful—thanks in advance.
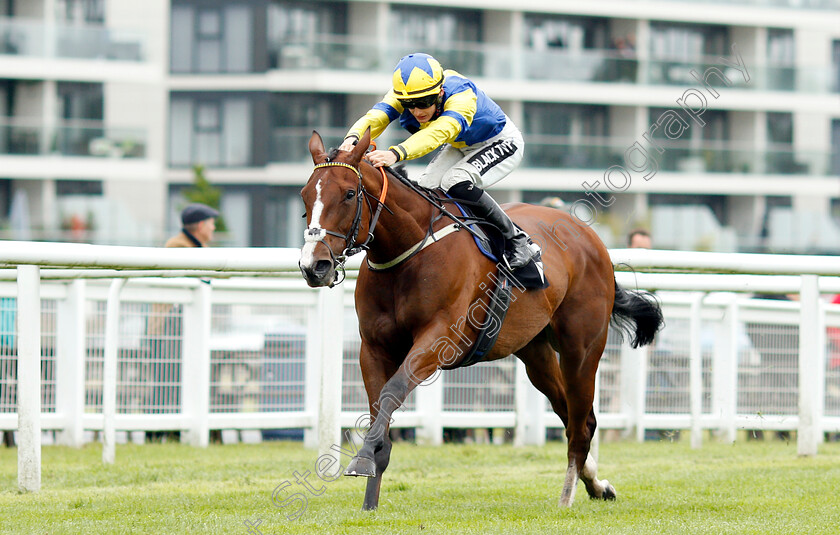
[399,93,439,110]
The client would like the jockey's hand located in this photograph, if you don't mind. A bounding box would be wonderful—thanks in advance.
[367,149,397,168]
[338,138,357,152]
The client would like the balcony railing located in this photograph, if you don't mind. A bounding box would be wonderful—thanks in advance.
[268,129,836,176]
[0,118,147,158]
[644,57,834,93]
[656,0,840,9]
[521,136,836,175]
[266,36,837,94]
[0,17,146,61]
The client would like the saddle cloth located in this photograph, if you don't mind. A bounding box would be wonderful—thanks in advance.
[446,195,549,290]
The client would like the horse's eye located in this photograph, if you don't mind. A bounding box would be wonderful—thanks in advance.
[345,190,356,200]
[301,212,307,219]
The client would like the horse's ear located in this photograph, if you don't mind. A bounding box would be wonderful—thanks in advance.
[348,128,371,165]
[308,131,327,164]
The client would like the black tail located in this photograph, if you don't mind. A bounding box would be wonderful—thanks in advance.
[611,279,664,348]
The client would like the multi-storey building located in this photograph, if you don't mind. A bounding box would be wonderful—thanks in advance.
[2,0,839,252]
[0,0,167,245]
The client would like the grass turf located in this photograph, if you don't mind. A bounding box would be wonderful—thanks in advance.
[1,437,838,534]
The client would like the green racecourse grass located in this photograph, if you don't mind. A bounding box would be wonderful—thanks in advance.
[1,437,838,534]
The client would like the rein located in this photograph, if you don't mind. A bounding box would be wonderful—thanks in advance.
[307,157,483,278]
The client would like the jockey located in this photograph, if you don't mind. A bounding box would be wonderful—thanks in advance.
[338,52,538,270]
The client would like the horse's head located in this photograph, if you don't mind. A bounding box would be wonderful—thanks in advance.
[299,129,372,287]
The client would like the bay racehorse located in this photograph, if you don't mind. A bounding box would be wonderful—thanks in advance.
[299,129,663,511]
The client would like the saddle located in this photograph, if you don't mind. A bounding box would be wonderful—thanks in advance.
[443,193,548,291]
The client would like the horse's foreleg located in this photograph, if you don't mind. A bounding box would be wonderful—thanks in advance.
[344,374,407,480]
[345,344,438,510]
[343,343,396,510]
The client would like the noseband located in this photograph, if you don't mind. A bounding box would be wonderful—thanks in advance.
[305,160,389,285]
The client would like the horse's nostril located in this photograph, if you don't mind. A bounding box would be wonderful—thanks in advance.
[313,260,332,276]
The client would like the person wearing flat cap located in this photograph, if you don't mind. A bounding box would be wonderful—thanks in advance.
[165,203,219,248]
[144,203,220,443]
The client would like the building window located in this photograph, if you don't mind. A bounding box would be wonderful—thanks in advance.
[267,1,348,69]
[56,0,105,25]
[269,93,346,162]
[169,95,253,167]
[832,119,840,176]
[56,180,103,196]
[171,3,254,73]
[522,15,619,82]
[767,112,805,174]
[522,103,610,168]
[524,14,608,51]
[56,83,104,156]
[197,9,223,73]
[649,22,727,59]
[648,22,728,85]
[195,101,222,165]
[389,6,482,74]
[58,82,103,120]
[767,29,795,90]
[647,107,730,172]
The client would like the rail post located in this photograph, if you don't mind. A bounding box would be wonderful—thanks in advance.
[56,280,86,447]
[415,368,443,446]
[797,274,824,456]
[689,292,704,448]
[17,265,41,492]
[102,278,125,464]
[514,359,545,446]
[183,282,212,447]
[317,285,344,467]
[620,343,648,442]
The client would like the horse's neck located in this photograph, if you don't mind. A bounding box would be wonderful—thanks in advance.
[364,169,432,264]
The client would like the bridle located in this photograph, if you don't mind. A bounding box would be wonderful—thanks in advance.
[304,160,390,286]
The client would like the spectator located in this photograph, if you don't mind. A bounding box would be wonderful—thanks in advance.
[540,196,566,209]
[165,203,219,248]
[827,294,840,442]
[628,228,652,249]
[829,294,840,369]
[625,228,679,441]
[145,203,219,443]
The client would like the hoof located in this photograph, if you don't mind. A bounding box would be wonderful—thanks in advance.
[602,481,617,501]
[344,456,376,478]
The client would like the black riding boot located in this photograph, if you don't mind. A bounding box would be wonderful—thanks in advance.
[448,181,537,270]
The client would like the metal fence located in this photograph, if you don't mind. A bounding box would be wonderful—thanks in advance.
[1,278,839,441]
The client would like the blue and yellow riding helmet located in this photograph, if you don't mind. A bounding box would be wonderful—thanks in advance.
[392,53,444,107]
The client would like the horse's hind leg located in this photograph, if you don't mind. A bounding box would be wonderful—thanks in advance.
[552,318,615,507]
[517,331,616,506]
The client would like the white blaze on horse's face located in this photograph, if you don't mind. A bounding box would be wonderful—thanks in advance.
[299,179,324,269]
